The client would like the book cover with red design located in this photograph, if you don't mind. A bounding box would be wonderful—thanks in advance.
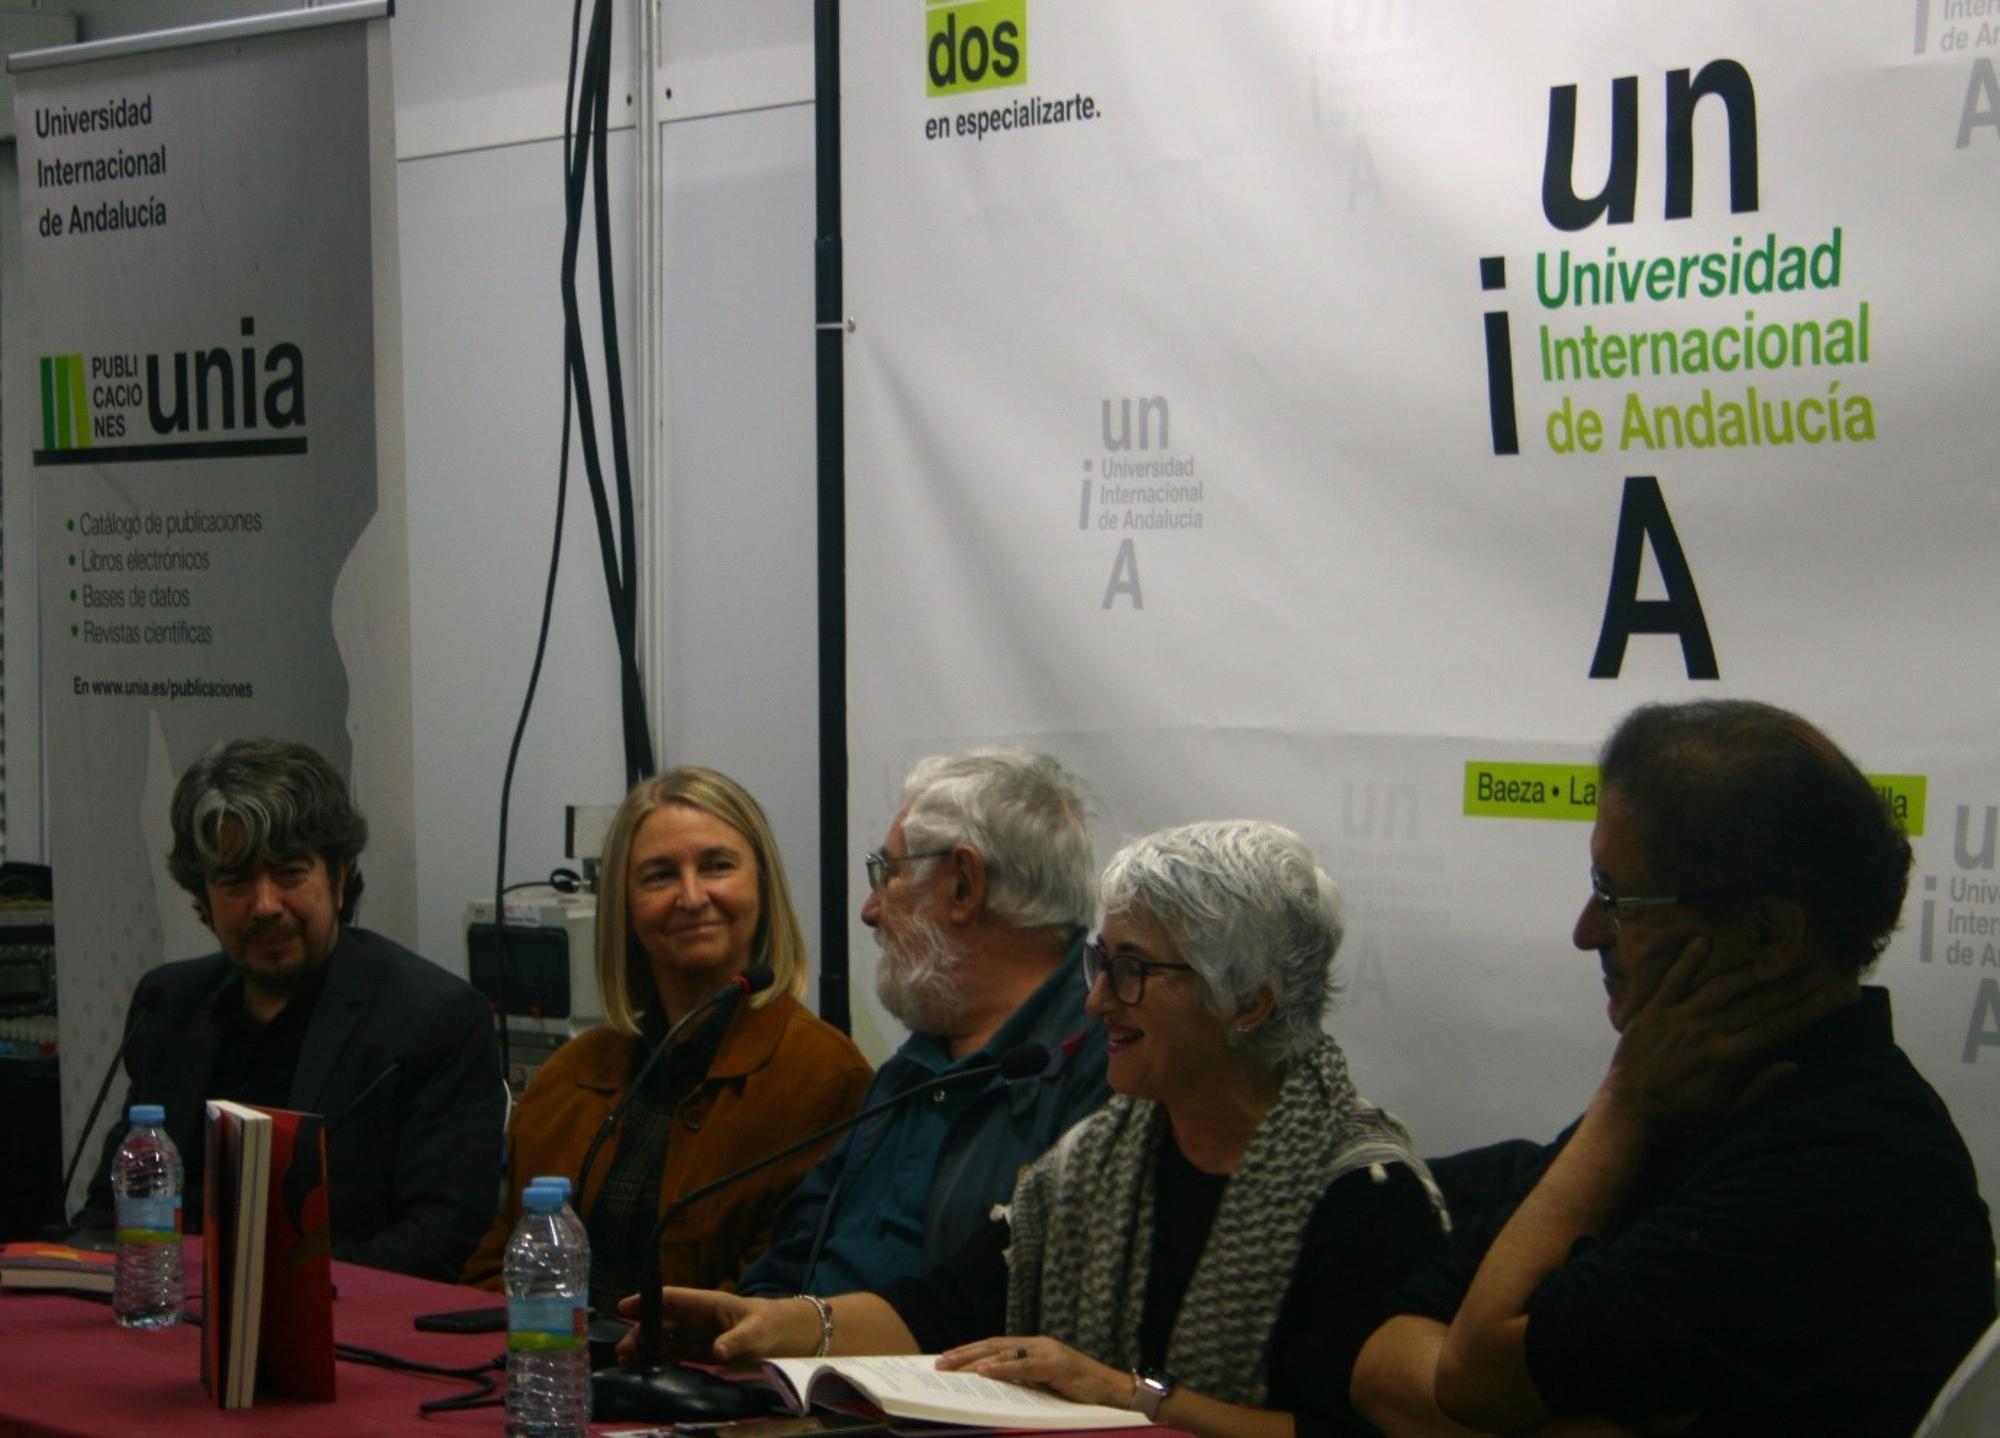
[200,1101,333,1407]
[257,1106,334,1400]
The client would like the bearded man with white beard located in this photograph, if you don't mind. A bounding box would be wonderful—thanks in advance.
[735,748,1110,1298]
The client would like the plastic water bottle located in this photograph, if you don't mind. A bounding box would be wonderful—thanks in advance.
[111,1104,184,1329]
[506,1183,590,1437]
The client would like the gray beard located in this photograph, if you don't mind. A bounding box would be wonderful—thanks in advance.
[874,909,967,1035]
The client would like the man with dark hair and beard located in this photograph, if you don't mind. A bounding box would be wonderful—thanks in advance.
[736,748,1109,1297]
[77,738,502,1281]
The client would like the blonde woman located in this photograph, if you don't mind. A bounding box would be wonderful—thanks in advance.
[463,768,871,1310]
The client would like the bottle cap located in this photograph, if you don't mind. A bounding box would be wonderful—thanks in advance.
[128,1104,166,1125]
[530,1175,572,1199]
[522,1185,562,1214]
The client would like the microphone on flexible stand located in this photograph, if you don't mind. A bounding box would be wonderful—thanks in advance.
[572,963,773,1217]
[795,1027,1085,1291]
[44,988,161,1238]
[413,965,774,1338]
[591,1041,1057,1423]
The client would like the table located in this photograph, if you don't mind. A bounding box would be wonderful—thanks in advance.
[1,1240,1183,1437]
[0,1237,523,1436]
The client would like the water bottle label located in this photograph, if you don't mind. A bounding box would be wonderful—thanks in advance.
[507,1295,586,1352]
[114,1195,182,1244]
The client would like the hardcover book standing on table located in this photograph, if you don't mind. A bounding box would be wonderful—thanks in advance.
[200,1100,336,1409]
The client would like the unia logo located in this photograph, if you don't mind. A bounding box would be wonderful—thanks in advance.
[926,0,1026,97]
[33,317,306,463]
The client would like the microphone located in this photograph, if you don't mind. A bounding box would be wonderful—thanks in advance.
[48,988,161,1236]
[591,1041,1054,1422]
[571,964,773,1222]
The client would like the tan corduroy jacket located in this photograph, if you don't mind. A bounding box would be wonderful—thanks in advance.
[460,992,871,1293]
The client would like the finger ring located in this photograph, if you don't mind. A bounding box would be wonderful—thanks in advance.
[1015,1345,1028,1360]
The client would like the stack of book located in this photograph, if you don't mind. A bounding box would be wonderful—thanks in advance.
[0,1240,115,1296]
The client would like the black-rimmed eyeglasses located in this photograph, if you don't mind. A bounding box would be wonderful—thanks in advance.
[1082,937,1193,1005]
[863,848,953,894]
[1588,866,1740,937]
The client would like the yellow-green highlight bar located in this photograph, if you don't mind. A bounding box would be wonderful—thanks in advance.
[67,356,90,449]
[53,357,73,448]
[1464,763,1926,836]
[1463,762,1601,821]
[1871,774,1925,836]
[925,0,1027,97]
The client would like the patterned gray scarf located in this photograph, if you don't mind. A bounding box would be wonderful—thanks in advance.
[1003,1033,1441,1406]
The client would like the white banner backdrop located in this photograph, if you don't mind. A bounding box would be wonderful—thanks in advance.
[8,3,413,1211]
[841,1,2000,1205]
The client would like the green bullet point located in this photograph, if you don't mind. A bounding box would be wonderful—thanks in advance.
[69,590,76,602]
[67,554,75,567]
[70,625,77,637]
[66,519,74,531]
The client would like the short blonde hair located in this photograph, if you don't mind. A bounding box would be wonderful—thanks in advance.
[596,767,808,1034]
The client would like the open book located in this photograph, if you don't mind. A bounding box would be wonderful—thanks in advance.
[762,1355,1150,1430]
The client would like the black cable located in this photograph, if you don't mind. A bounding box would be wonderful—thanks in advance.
[560,0,653,790]
[485,0,592,1092]
[587,0,652,787]
[336,1341,505,1414]
[43,1272,506,1413]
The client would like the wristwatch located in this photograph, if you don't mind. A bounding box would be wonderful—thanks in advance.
[1131,1370,1177,1421]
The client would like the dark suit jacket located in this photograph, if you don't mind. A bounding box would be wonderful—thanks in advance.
[78,926,504,1281]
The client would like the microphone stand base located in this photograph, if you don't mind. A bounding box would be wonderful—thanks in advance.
[591,1358,778,1422]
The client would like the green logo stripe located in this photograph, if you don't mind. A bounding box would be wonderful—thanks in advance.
[39,356,56,450]
[1464,762,1926,836]
[67,356,90,449]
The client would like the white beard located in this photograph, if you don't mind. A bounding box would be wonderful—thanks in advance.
[874,908,968,1035]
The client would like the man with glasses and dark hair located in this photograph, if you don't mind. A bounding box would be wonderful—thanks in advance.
[736,747,1109,1298]
[1354,699,1995,1438]
[76,738,503,1281]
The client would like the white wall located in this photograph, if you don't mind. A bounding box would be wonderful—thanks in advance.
[9,0,828,987]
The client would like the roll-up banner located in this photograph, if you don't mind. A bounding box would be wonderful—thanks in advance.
[841,2,2000,1205]
[8,2,412,1210]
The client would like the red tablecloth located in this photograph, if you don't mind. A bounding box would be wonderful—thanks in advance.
[1,1239,1185,1437]
[0,1236,520,1436]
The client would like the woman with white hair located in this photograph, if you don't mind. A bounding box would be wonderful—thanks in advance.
[634,819,1444,1438]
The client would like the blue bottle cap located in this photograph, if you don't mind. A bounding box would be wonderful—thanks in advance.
[128,1104,166,1125]
[522,1185,562,1214]
[529,1175,572,1198]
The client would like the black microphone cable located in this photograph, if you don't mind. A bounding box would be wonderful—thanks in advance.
[47,988,161,1235]
[487,0,652,1094]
